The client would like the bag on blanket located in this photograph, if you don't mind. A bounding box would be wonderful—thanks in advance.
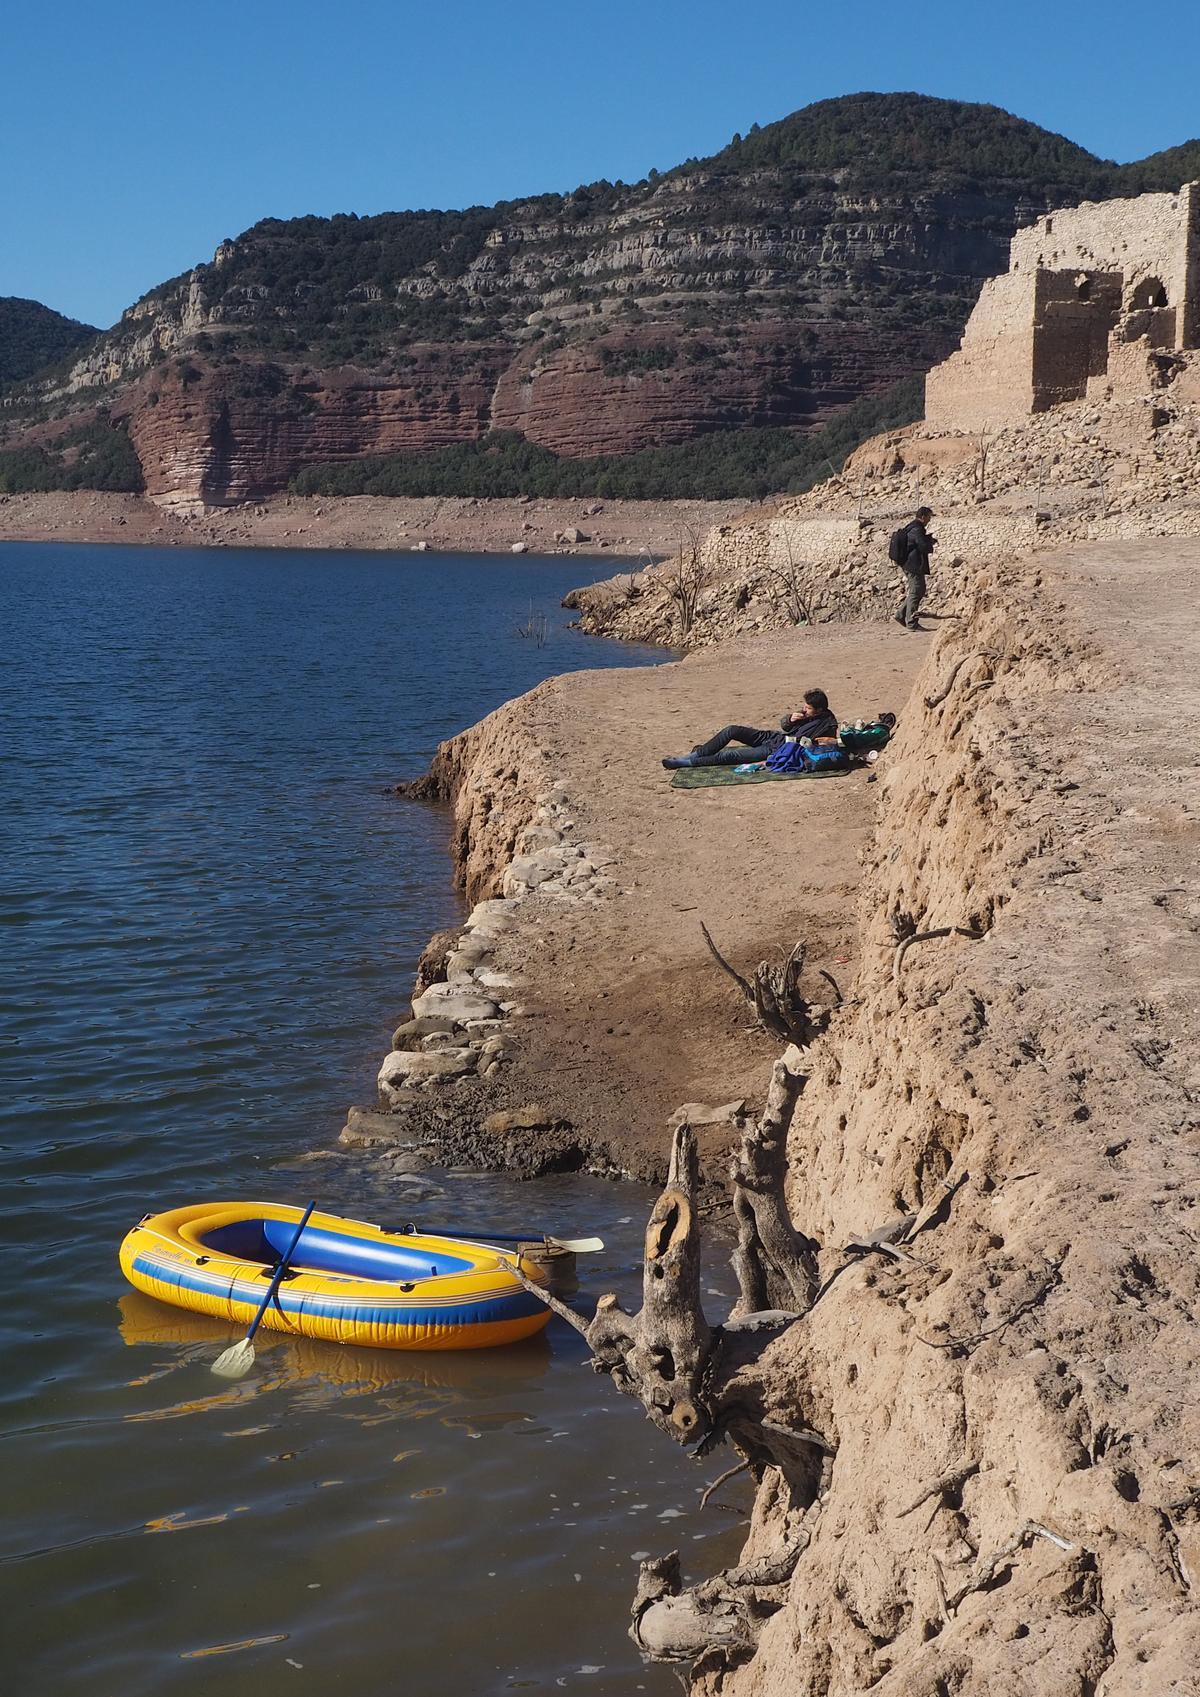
[765,738,851,774]
[838,715,895,755]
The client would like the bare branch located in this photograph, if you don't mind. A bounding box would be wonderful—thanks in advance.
[701,922,836,1048]
[945,1520,1078,1613]
[916,1259,1065,1354]
[893,925,985,982]
[505,1261,592,1336]
[700,1459,753,1510]
[665,525,713,642]
[764,530,817,626]
[759,1418,836,1455]
[700,919,756,1003]
[924,649,998,710]
[897,1461,981,1518]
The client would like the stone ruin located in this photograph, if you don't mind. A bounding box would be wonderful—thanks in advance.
[925,182,1200,430]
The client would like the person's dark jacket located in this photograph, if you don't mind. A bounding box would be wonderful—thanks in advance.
[779,707,838,740]
[902,520,936,573]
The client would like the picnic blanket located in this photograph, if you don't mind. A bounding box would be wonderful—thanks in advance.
[669,764,856,790]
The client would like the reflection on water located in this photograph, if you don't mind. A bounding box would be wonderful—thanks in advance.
[117,1289,556,1412]
[0,546,754,1696]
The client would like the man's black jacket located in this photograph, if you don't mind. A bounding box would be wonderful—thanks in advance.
[902,520,935,572]
[778,707,838,740]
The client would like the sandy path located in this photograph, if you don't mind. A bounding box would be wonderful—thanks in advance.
[483,621,932,1172]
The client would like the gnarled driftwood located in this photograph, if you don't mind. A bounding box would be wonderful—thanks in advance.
[730,1060,820,1318]
[512,960,841,1673]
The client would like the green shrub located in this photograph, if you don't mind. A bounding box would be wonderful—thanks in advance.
[0,297,99,386]
[0,416,143,493]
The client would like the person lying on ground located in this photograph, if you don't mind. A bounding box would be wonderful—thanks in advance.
[662,688,837,768]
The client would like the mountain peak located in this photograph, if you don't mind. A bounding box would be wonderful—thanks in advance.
[698,92,1113,186]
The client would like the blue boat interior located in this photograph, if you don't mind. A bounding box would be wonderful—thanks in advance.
[197,1218,475,1281]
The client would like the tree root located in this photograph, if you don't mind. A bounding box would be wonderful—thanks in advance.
[924,648,998,710]
[630,1550,759,1663]
[897,1461,981,1518]
[631,1528,812,1663]
[730,1061,820,1317]
[893,925,985,983]
[916,1258,1065,1355]
[700,922,839,1047]
[945,1520,1079,1614]
[700,1459,752,1510]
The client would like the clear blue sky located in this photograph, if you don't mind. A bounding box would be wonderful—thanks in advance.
[4,0,1197,329]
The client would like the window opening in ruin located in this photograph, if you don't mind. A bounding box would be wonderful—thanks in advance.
[1128,277,1168,309]
[1075,275,1091,301]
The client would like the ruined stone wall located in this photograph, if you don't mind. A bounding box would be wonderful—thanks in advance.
[924,272,1037,429]
[1183,182,1200,348]
[925,184,1199,432]
[1030,269,1122,412]
[1011,185,1195,339]
[566,508,1038,646]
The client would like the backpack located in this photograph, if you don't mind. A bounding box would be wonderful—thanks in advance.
[838,719,894,755]
[765,738,850,775]
[888,525,911,566]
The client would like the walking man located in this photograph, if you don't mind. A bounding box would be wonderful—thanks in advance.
[893,506,936,631]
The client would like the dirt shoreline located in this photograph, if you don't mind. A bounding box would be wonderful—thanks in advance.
[0,489,746,558]
[341,615,936,1183]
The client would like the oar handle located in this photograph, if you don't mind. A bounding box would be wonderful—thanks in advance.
[393,1224,603,1253]
[245,1201,316,1344]
[395,1224,530,1244]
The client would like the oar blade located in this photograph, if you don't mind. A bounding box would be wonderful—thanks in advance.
[212,1338,256,1380]
[547,1236,605,1254]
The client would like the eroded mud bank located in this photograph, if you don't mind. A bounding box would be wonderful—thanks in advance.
[699,542,1200,1696]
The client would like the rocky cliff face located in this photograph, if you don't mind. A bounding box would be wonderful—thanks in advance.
[114,350,508,510]
[10,95,1200,509]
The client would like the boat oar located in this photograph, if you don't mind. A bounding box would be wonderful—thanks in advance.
[396,1224,604,1254]
[212,1200,317,1379]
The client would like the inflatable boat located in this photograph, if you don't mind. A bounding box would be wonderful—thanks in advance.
[119,1202,551,1351]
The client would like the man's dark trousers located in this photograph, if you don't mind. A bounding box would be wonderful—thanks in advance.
[897,570,927,628]
[690,724,783,766]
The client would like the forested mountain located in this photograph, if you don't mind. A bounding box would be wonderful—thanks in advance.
[4,95,1197,506]
[0,298,97,386]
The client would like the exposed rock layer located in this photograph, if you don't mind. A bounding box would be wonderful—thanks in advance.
[0,487,743,556]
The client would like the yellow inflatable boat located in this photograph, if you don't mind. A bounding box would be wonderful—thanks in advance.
[119,1202,551,1351]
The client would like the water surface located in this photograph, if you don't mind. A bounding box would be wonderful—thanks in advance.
[0,544,748,1695]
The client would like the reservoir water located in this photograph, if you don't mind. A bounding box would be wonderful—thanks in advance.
[0,544,749,1696]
